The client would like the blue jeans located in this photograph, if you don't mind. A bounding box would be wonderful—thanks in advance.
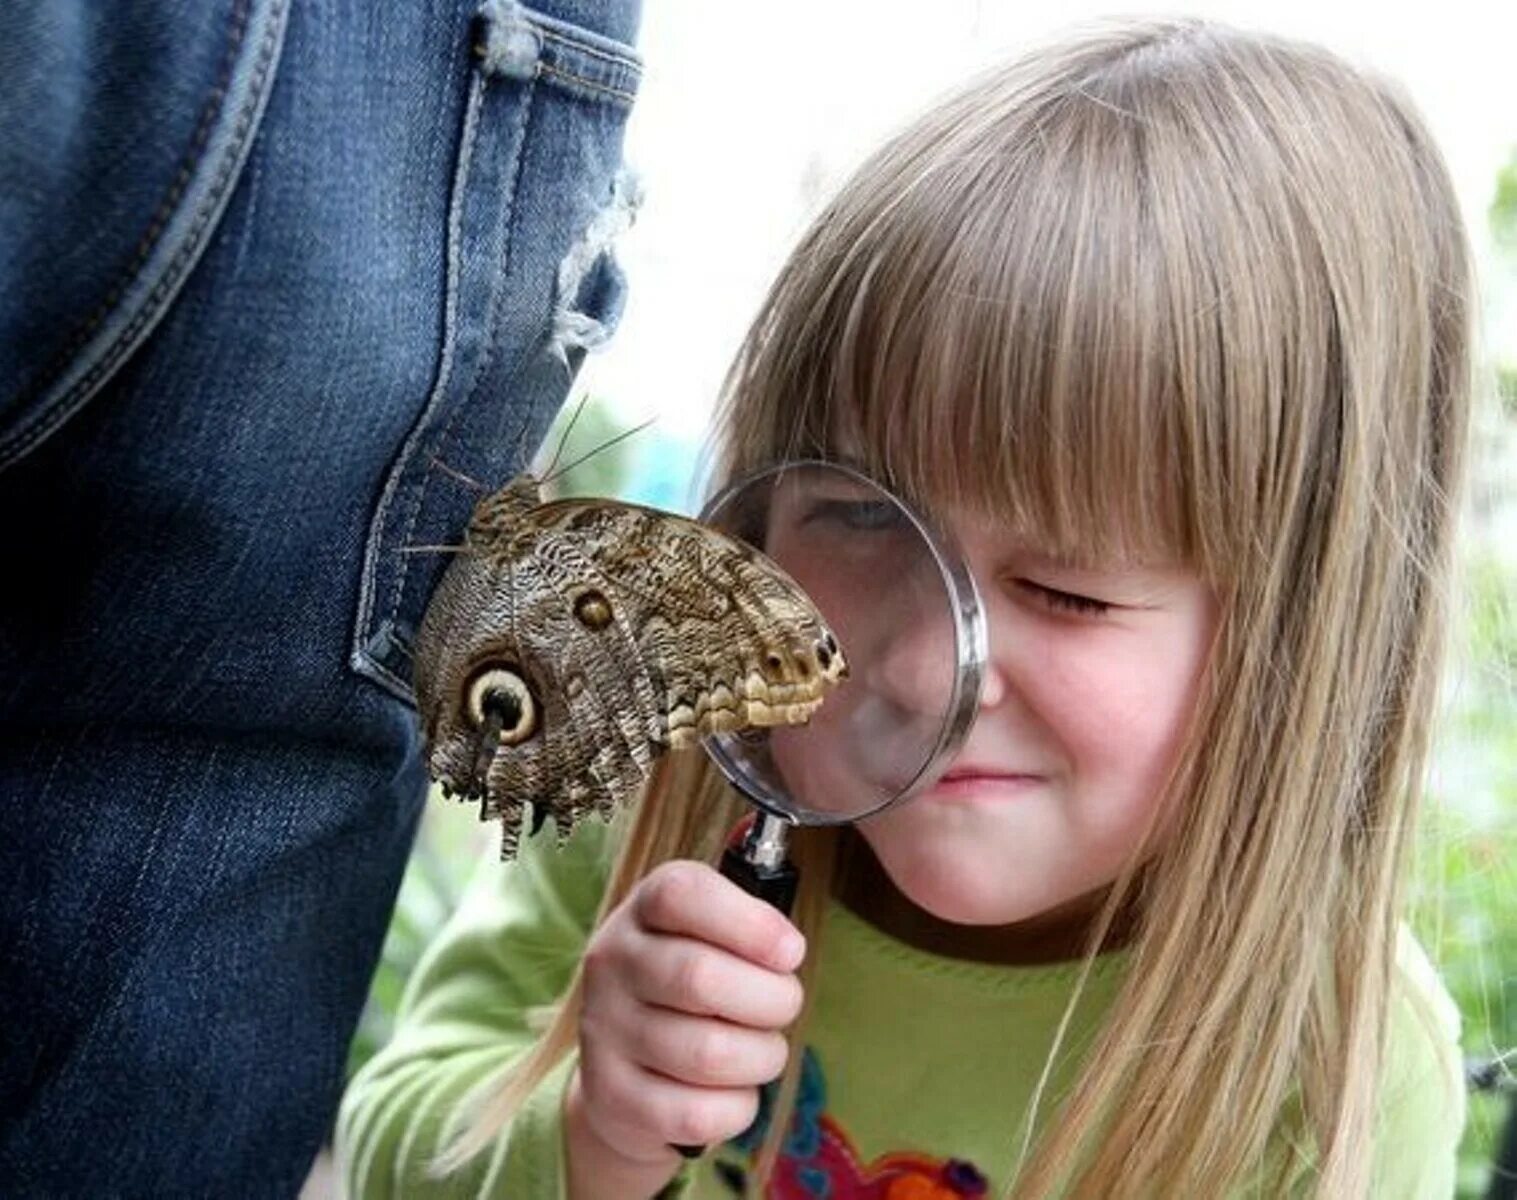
[0,1,640,1193]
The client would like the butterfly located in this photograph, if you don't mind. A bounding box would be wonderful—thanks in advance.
[412,473,848,857]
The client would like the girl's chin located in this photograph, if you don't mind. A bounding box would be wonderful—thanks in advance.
[867,861,1132,962]
[894,880,1047,927]
[871,852,1053,926]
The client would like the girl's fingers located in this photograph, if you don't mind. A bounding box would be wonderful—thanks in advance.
[625,1005,791,1088]
[580,1042,762,1150]
[628,934,804,1029]
[632,862,805,973]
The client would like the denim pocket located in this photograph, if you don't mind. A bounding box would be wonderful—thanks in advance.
[0,0,291,471]
[350,0,641,704]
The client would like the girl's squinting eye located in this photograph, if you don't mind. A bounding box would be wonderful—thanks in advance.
[1017,580,1112,617]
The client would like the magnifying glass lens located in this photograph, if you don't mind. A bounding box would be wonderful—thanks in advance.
[700,462,983,825]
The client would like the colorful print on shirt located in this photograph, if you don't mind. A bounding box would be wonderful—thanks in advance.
[713,1046,989,1199]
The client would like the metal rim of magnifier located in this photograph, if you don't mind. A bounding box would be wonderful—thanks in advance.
[697,459,987,825]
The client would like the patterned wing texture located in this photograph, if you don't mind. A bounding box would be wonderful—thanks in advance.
[413,481,847,859]
[528,499,848,750]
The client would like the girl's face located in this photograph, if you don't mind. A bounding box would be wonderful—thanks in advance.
[854,507,1218,931]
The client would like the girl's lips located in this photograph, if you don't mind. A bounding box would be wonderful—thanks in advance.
[926,771,1045,800]
[939,762,1047,782]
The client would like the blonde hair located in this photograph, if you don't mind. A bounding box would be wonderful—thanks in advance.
[444,17,1474,1196]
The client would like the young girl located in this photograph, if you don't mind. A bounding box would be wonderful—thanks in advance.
[338,17,1474,1198]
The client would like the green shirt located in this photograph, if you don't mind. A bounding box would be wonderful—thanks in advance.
[337,817,1466,1198]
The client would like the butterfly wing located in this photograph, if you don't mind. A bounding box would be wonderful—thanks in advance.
[483,551,656,855]
[528,499,848,750]
[413,486,847,858]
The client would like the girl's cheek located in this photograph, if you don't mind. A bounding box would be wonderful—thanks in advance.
[1051,637,1194,771]
[1038,634,1148,727]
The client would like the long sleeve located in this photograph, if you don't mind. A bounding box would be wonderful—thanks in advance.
[337,815,619,1199]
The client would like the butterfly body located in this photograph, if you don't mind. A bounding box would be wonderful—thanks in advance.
[413,474,847,856]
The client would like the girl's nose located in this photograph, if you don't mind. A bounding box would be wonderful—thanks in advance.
[865,591,961,716]
[973,576,1016,714]
[978,653,1009,709]
[952,523,1021,716]
[862,564,1016,722]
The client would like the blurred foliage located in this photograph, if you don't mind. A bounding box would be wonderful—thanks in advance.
[1492,146,1517,253]
[1411,550,1517,1197]
[537,393,640,501]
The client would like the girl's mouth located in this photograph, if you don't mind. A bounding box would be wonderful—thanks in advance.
[927,768,1045,801]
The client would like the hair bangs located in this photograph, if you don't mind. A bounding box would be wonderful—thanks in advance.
[720,23,1435,592]
[739,81,1222,574]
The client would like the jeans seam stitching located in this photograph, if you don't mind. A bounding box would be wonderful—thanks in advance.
[0,0,287,469]
[408,65,539,663]
[12,0,252,414]
[535,26,639,74]
[371,69,490,648]
[360,653,414,695]
[0,0,286,470]
[535,61,635,103]
[428,69,540,537]
[351,41,479,689]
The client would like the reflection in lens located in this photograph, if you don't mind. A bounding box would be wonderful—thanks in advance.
[700,462,982,826]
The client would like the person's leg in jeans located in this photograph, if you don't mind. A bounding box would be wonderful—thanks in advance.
[0,1,642,1193]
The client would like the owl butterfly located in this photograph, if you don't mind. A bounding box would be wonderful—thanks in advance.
[412,472,848,858]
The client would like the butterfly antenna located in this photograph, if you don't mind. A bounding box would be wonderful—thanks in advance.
[541,416,658,487]
[429,456,489,492]
[503,405,535,480]
[539,392,593,480]
[398,543,468,555]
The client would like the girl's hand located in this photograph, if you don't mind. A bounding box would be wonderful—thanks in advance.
[564,859,806,1192]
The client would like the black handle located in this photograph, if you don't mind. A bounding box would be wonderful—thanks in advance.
[672,842,799,1160]
[714,841,799,917]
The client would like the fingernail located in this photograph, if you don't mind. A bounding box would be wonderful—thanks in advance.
[781,930,806,967]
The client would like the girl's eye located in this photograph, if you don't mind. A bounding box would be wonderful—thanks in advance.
[803,499,903,531]
[1017,580,1112,616]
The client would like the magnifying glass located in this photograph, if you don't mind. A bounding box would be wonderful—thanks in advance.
[666,461,984,1158]
[698,459,986,924]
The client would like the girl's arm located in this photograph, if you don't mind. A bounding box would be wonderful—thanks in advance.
[336,814,617,1199]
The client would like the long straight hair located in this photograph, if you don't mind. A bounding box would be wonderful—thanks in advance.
[444,18,1474,1196]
